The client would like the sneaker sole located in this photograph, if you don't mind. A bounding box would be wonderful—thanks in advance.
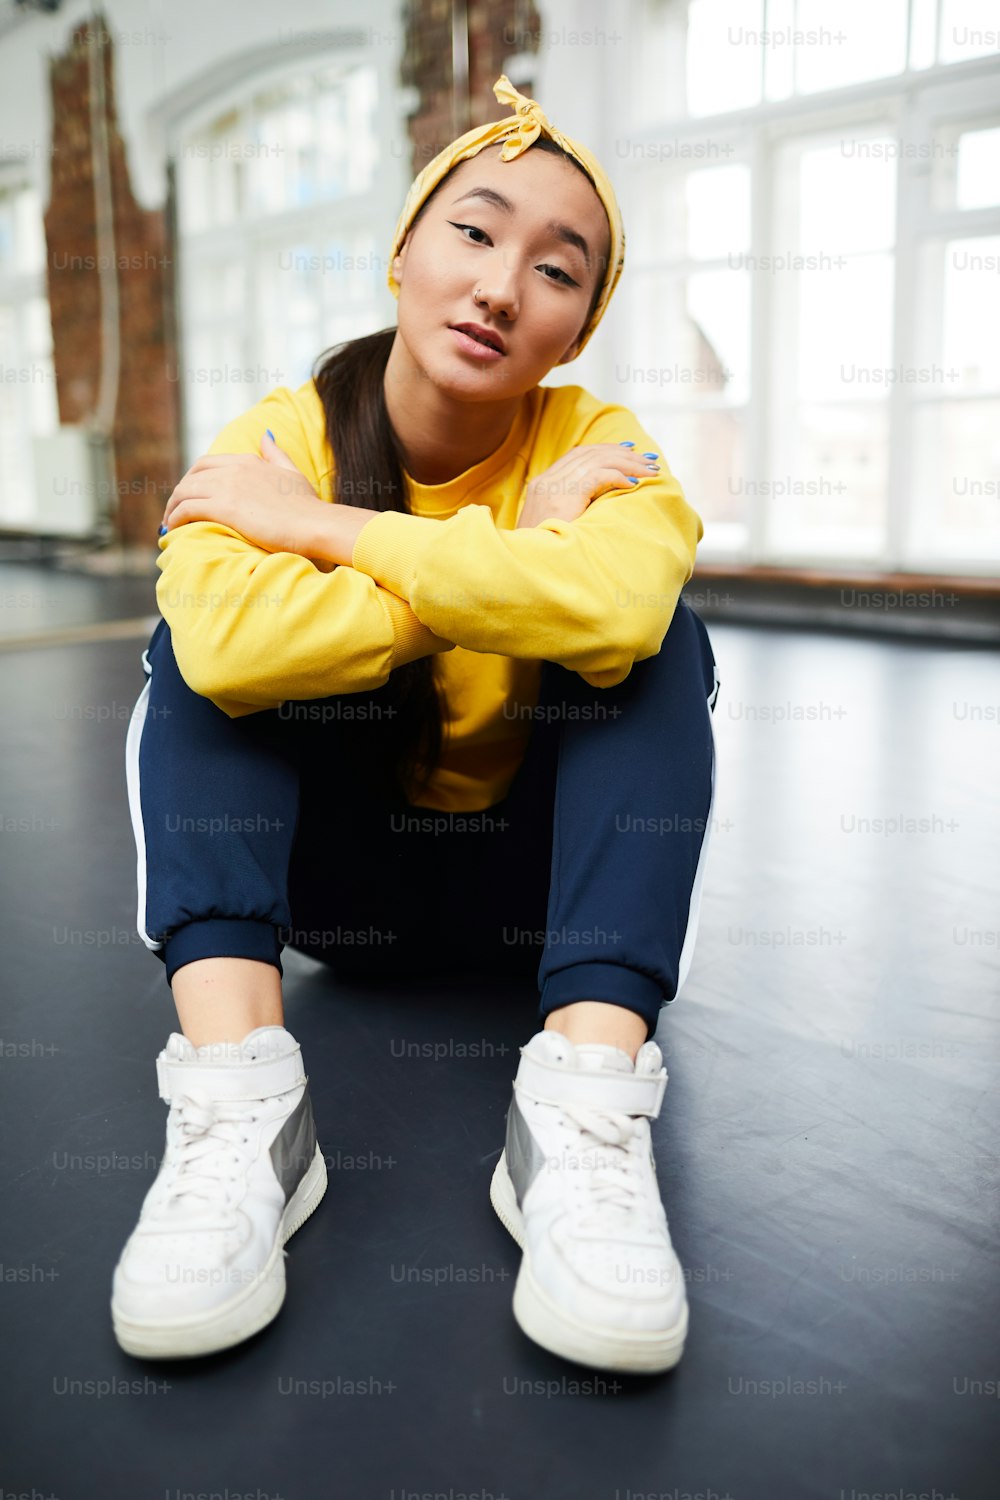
[490,1148,687,1376]
[112,1141,328,1360]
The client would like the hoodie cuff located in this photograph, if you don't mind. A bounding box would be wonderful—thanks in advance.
[378,586,454,667]
[351,510,447,600]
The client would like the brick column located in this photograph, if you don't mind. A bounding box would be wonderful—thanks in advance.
[44,13,180,547]
[399,0,542,174]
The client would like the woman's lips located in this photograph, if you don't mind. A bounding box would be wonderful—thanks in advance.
[449,327,506,361]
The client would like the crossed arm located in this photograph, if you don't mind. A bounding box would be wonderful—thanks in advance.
[160,433,393,569]
[156,424,702,716]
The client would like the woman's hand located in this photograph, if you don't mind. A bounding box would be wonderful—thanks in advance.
[515,443,660,529]
[160,432,336,562]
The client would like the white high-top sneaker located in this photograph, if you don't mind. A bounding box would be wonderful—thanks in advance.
[111,1025,327,1359]
[490,1028,688,1375]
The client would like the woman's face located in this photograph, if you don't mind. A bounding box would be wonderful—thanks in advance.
[390,143,610,401]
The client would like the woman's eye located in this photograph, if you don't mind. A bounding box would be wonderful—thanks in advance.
[448,221,490,245]
[447,222,577,286]
[539,264,575,285]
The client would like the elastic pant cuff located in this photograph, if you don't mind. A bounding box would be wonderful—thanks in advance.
[539,962,665,1041]
[165,919,283,987]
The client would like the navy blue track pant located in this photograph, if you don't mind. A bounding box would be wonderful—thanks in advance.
[125,599,720,1041]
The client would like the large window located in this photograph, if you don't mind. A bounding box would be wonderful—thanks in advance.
[0,179,58,528]
[613,0,1000,571]
[173,58,391,461]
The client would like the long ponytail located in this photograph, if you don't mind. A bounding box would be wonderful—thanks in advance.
[312,326,443,805]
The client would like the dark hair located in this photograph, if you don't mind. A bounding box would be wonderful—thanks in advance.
[311,137,610,805]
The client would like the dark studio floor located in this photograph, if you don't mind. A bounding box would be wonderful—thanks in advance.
[0,559,997,1500]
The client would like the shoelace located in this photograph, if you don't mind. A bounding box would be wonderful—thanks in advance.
[556,1101,653,1230]
[162,1087,259,1211]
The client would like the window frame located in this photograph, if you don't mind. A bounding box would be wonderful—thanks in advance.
[0,169,58,529]
[601,0,1000,574]
[165,39,405,466]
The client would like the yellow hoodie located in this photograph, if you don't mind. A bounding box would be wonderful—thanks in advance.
[155,378,703,812]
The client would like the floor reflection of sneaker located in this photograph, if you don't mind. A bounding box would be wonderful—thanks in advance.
[111,1025,326,1359]
[490,1028,688,1375]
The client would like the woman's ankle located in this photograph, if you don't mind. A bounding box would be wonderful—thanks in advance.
[543,1001,648,1061]
[171,957,285,1048]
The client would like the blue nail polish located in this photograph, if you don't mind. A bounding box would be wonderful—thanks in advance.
[627,476,639,484]
[619,440,636,447]
[158,524,167,535]
[266,428,275,441]
[641,451,658,459]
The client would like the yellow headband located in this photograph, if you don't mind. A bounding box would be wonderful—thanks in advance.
[387,74,625,360]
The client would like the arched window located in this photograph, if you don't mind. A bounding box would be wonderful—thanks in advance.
[171,54,395,461]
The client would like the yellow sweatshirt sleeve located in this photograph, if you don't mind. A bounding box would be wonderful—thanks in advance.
[351,406,705,689]
[155,385,454,718]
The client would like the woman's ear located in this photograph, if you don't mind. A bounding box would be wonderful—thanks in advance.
[392,236,410,285]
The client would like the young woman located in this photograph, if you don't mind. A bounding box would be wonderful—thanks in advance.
[114,75,721,1376]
